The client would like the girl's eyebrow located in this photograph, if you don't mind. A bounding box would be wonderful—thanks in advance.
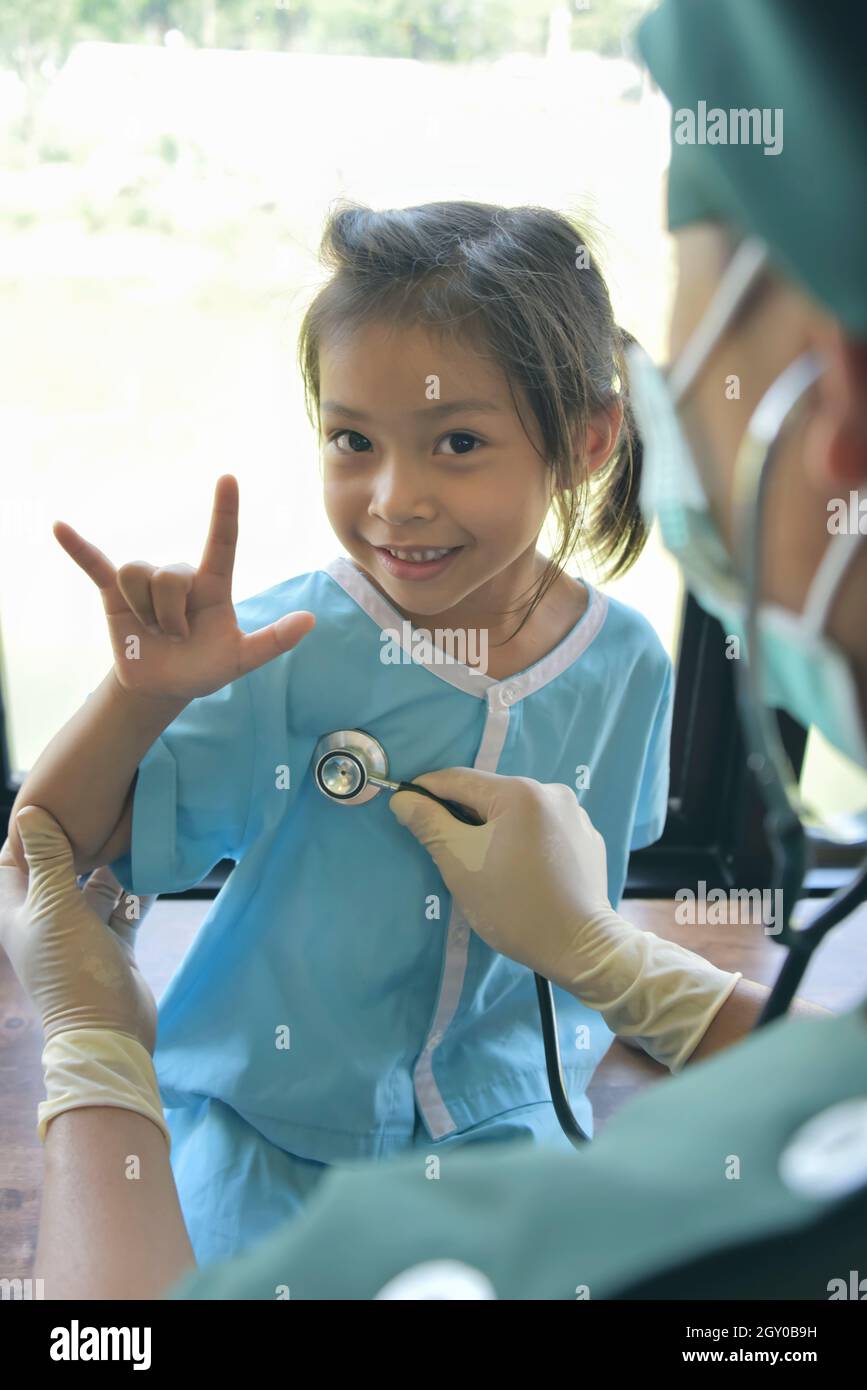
[320,398,503,420]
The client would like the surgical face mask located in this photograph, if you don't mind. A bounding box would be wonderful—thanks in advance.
[626,240,867,772]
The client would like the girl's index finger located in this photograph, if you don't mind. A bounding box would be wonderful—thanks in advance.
[53,521,119,595]
[199,474,239,584]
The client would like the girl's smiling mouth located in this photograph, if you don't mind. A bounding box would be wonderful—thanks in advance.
[372,544,463,581]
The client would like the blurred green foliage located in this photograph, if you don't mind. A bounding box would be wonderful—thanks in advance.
[0,0,651,69]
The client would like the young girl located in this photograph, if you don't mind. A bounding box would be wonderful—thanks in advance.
[18,202,675,1264]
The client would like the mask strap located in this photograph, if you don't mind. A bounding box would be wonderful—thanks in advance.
[669,238,769,405]
[802,490,867,637]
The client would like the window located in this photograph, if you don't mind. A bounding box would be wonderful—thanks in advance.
[0,3,670,791]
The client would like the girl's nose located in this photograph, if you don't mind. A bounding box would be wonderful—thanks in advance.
[368,459,436,524]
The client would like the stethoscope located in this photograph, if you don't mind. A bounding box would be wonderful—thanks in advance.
[735,355,867,1026]
[312,730,590,1148]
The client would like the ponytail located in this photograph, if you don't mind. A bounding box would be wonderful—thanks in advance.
[586,327,648,581]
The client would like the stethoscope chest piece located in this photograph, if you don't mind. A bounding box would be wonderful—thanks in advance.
[313,730,390,806]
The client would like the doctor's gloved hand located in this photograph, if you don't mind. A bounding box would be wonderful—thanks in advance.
[390,770,613,986]
[0,807,171,1145]
[0,806,157,1047]
[52,474,316,703]
[389,770,741,1073]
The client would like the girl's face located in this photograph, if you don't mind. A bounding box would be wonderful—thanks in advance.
[319,320,554,626]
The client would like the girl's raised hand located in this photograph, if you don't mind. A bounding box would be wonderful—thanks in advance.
[53,475,316,702]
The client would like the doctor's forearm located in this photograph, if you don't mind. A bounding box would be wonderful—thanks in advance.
[552,907,830,1072]
[9,668,188,875]
[685,978,831,1065]
[36,1106,195,1300]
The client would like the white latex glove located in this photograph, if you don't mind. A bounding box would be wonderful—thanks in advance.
[0,805,157,1048]
[389,770,741,1073]
[0,806,170,1145]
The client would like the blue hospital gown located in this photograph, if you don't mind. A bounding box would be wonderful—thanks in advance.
[108,556,673,1262]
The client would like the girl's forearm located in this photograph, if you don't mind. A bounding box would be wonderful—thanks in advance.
[35,1106,196,1300]
[9,668,189,874]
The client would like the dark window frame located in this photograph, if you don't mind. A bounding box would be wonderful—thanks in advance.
[624,593,814,899]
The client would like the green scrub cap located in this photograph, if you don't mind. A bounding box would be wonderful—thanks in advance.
[635,0,867,335]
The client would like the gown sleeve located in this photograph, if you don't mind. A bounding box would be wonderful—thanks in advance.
[105,667,263,897]
[630,653,674,850]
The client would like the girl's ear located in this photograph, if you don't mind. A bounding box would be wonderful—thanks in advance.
[572,399,625,476]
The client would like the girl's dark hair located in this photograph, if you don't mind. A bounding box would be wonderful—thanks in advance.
[298,200,647,643]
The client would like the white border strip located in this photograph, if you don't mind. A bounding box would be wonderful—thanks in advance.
[412,701,512,1137]
[324,556,494,697]
[324,555,608,700]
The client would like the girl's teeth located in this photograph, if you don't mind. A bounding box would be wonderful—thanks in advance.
[387,548,451,562]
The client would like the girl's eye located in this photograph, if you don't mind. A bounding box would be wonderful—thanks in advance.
[331,430,372,453]
[437,431,482,456]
